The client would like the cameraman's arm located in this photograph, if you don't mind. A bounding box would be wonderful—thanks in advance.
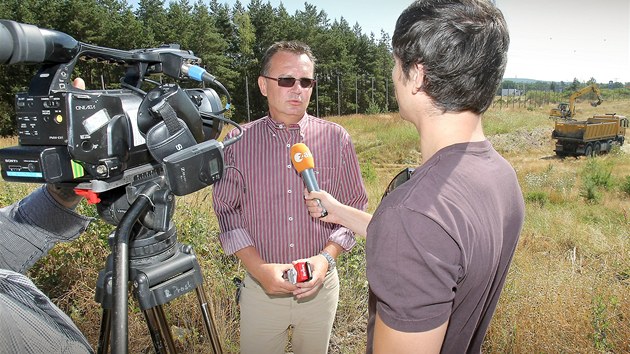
[0,185,93,274]
[47,184,83,209]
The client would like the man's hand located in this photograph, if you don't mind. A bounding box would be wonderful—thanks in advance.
[253,263,298,295]
[292,253,329,299]
[235,247,298,295]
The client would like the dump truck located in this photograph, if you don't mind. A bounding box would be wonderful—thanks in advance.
[552,113,628,157]
[549,84,603,120]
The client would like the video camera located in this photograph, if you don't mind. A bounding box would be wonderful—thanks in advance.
[0,21,245,352]
[0,19,242,197]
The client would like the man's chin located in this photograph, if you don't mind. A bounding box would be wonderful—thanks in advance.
[284,105,307,114]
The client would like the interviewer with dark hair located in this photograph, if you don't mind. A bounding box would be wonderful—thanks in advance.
[304,0,525,352]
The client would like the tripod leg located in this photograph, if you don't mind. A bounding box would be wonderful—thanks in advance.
[97,309,111,354]
[196,286,223,354]
[144,305,178,354]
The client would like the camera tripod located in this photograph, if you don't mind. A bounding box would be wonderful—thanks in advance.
[94,184,222,354]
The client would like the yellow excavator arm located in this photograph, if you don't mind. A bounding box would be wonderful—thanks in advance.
[567,84,603,116]
[549,83,603,120]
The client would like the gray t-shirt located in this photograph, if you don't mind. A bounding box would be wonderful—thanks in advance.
[366,141,525,353]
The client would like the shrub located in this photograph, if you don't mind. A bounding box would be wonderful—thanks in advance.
[360,161,377,185]
[581,179,602,203]
[365,101,382,115]
[579,159,616,203]
[525,191,549,207]
[621,176,630,197]
[581,159,614,190]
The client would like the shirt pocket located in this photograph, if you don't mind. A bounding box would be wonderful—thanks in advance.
[314,166,336,191]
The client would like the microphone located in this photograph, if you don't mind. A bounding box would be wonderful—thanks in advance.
[290,143,328,218]
[290,143,319,192]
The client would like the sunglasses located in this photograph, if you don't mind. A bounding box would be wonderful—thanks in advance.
[262,75,316,88]
[381,167,415,200]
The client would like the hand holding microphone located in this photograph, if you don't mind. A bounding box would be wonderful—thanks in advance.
[290,143,328,218]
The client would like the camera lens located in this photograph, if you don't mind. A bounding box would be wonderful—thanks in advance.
[81,141,93,151]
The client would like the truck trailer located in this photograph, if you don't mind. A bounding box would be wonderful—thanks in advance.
[552,113,628,157]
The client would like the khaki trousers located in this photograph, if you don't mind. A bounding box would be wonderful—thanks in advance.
[239,269,339,354]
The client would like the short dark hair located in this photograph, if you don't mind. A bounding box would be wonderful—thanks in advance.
[392,0,509,114]
[260,41,317,76]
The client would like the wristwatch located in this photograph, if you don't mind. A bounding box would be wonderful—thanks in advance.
[320,251,336,273]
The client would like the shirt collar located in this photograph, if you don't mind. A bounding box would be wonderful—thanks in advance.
[263,113,310,135]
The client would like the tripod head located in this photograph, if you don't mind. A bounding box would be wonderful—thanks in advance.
[94,178,199,353]
[97,175,175,235]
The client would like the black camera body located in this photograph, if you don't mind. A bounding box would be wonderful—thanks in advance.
[2,89,145,183]
[0,19,236,196]
[2,86,223,185]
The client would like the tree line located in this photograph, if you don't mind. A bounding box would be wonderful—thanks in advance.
[497,77,630,109]
[500,77,628,94]
[0,0,396,135]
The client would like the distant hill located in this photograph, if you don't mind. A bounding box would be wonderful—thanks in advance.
[503,78,629,88]
[503,77,547,83]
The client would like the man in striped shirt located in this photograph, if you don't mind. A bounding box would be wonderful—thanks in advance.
[212,41,368,353]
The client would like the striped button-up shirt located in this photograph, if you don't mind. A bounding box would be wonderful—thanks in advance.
[212,114,368,264]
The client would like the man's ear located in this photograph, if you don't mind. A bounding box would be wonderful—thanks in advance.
[412,63,424,93]
[258,76,268,97]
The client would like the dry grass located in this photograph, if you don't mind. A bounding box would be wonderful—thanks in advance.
[0,99,629,353]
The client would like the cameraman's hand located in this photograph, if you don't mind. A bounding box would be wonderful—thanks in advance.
[46,184,82,209]
[73,77,86,90]
[254,263,298,295]
[292,254,329,299]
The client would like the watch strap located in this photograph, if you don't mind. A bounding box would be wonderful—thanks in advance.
[320,250,336,272]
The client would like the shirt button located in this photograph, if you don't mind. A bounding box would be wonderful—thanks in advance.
[289,243,295,248]
[287,164,291,168]
[286,144,290,148]
[288,189,292,194]
[288,216,294,221]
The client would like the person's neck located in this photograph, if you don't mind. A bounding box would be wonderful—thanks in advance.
[417,110,486,162]
[268,111,305,125]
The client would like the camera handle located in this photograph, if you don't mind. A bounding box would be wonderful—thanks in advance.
[94,184,222,354]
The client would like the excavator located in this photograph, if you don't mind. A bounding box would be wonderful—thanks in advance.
[549,83,604,120]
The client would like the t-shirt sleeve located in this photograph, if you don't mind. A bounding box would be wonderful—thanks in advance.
[366,206,462,332]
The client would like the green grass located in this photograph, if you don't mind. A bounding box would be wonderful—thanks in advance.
[1,100,629,353]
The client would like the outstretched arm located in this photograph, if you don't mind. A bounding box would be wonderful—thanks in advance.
[373,313,447,354]
[304,190,372,237]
